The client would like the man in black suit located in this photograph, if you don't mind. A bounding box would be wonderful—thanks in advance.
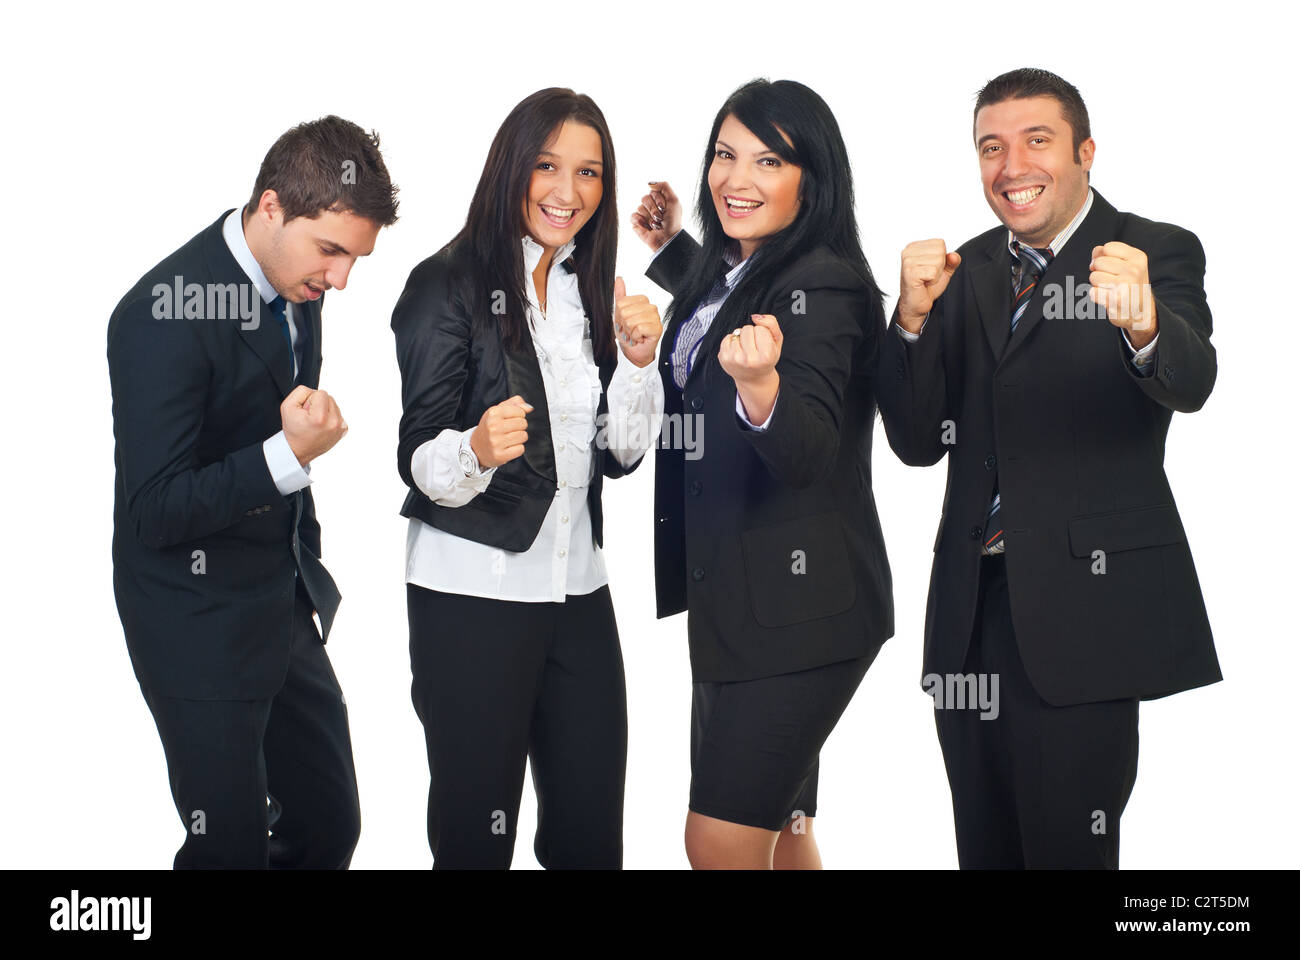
[877,68,1220,868]
[108,116,398,868]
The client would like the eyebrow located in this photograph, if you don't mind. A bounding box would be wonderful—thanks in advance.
[715,139,780,157]
[977,124,1057,147]
[538,151,603,166]
[316,238,352,256]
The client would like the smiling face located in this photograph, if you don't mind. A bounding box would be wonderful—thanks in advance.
[708,114,802,260]
[522,119,604,251]
[975,96,1095,249]
[247,192,381,304]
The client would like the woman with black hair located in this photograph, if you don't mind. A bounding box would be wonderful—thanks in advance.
[392,88,664,869]
[631,78,893,869]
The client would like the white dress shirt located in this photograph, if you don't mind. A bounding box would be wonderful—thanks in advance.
[405,234,665,603]
[221,207,311,496]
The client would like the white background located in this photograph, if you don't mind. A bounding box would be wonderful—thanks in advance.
[2,0,1295,869]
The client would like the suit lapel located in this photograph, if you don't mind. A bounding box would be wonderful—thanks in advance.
[298,297,322,388]
[202,212,294,396]
[972,236,1012,361]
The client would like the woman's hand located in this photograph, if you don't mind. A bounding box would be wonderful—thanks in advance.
[630,180,683,252]
[613,276,663,368]
[718,314,783,425]
[470,395,533,468]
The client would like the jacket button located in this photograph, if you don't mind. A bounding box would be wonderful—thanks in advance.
[690,396,703,411]
[692,567,705,581]
[689,480,702,495]
[969,525,982,540]
[984,455,996,471]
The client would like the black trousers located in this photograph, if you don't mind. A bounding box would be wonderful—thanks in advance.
[935,555,1140,869]
[407,583,627,869]
[140,590,360,868]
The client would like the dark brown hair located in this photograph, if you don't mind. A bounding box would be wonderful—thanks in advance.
[248,115,399,225]
[974,68,1091,159]
[443,88,618,364]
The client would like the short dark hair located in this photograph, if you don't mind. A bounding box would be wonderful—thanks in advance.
[973,68,1091,159]
[248,115,399,226]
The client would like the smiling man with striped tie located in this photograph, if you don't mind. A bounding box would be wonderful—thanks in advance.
[876,67,1220,868]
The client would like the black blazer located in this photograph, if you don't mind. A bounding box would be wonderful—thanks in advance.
[647,233,894,682]
[108,209,335,701]
[876,190,1221,706]
[391,248,643,554]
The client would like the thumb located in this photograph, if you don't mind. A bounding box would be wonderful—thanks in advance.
[286,384,313,406]
[751,313,783,343]
[943,252,962,276]
[613,276,626,301]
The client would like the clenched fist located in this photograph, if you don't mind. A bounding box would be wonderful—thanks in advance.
[1089,242,1158,348]
[899,239,962,334]
[719,313,783,425]
[630,180,683,252]
[282,385,348,467]
[613,276,663,368]
[470,394,533,468]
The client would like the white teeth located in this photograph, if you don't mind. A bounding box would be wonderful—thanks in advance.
[540,204,573,220]
[726,197,762,209]
[1006,186,1044,205]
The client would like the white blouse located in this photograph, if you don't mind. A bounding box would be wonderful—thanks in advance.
[405,234,664,603]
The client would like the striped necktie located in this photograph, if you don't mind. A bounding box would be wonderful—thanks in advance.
[983,241,1052,556]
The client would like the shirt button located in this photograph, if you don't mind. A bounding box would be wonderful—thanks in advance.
[559,479,567,488]
[558,442,566,451]
[632,374,642,384]
[561,515,569,523]
[558,548,567,558]
[560,379,567,386]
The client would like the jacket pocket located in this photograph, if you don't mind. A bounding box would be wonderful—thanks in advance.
[740,512,857,628]
[1067,503,1185,557]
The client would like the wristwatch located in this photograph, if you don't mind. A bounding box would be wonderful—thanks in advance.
[458,433,482,477]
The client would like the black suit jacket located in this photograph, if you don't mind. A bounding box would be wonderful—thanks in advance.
[391,248,643,554]
[876,190,1221,705]
[647,232,894,682]
[109,209,337,701]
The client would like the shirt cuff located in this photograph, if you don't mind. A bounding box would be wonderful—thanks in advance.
[648,229,683,263]
[895,312,929,342]
[263,430,311,495]
[411,426,497,507]
[1122,328,1159,375]
[736,391,777,431]
[605,348,665,466]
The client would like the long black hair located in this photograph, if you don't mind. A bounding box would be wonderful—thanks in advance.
[670,78,882,333]
[443,88,618,364]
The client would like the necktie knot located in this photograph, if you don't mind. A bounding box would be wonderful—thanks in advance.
[1013,242,1052,281]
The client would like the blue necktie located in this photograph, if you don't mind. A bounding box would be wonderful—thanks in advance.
[268,294,296,379]
[983,242,1052,556]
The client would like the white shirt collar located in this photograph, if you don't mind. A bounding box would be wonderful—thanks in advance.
[522,233,577,274]
[222,207,279,304]
[1007,187,1094,258]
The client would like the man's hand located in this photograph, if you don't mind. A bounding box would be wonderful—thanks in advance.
[899,239,961,334]
[281,385,348,467]
[613,276,663,368]
[1089,241,1158,349]
[630,180,683,252]
[470,395,533,468]
[719,313,783,425]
